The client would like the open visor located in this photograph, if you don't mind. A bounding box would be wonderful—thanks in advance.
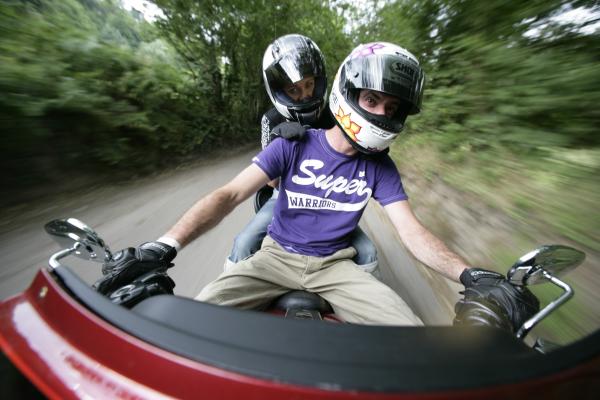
[344,54,424,115]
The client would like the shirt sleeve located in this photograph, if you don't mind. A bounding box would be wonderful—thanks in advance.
[372,155,408,206]
[252,137,288,180]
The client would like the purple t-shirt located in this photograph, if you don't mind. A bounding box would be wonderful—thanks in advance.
[252,129,407,256]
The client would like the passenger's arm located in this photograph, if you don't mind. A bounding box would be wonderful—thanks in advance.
[165,164,271,248]
[383,200,469,282]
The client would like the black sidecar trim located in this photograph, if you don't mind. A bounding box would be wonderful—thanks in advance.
[55,266,600,393]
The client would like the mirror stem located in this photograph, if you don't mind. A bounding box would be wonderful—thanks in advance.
[49,243,82,269]
[516,271,574,340]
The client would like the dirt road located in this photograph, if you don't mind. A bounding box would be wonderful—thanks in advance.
[0,149,458,324]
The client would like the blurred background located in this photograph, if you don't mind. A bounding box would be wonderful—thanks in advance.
[0,0,598,344]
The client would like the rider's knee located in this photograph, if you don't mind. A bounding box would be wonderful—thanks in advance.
[353,242,378,266]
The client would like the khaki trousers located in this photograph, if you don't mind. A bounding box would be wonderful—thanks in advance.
[196,236,423,326]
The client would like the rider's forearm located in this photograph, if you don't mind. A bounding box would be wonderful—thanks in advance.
[162,164,271,249]
[385,201,469,282]
[399,225,469,282]
[164,188,238,248]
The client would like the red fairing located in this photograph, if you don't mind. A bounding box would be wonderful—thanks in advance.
[1,268,599,399]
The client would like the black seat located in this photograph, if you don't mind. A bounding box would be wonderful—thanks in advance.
[271,290,334,315]
[254,185,274,213]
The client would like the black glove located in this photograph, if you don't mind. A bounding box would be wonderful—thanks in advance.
[269,121,308,143]
[94,241,177,295]
[453,268,540,333]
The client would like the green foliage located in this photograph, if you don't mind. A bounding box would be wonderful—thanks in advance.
[361,0,600,212]
[359,0,600,152]
[1,0,352,202]
[153,0,352,140]
[0,0,207,196]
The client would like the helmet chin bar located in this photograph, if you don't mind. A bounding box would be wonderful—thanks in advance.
[339,123,384,155]
[293,109,320,126]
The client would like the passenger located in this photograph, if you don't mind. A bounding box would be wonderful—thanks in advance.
[226,34,379,275]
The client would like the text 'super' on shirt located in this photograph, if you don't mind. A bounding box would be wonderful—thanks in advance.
[252,129,407,256]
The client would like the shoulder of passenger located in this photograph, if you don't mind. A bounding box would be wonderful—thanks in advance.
[263,108,285,125]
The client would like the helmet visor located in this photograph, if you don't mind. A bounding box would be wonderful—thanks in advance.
[345,54,424,114]
[277,52,324,84]
[264,51,326,108]
[266,72,327,110]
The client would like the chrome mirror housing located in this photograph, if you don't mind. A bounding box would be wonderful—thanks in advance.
[507,245,585,340]
[507,245,585,286]
[45,218,112,264]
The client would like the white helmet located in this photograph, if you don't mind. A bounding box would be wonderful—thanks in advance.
[262,34,327,125]
[329,42,425,153]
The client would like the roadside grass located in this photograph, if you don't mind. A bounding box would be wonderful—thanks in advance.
[391,133,599,252]
[390,133,600,344]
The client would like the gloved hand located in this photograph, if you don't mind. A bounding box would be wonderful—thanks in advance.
[94,241,177,295]
[453,268,540,333]
[269,121,308,143]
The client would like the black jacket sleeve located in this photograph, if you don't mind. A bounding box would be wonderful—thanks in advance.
[260,108,287,149]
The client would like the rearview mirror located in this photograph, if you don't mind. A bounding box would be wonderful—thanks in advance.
[507,245,585,340]
[507,245,585,286]
[45,218,112,263]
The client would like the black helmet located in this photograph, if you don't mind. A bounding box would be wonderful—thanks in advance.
[262,34,327,125]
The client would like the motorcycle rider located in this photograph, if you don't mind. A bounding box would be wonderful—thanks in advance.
[99,41,538,328]
[226,34,379,274]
